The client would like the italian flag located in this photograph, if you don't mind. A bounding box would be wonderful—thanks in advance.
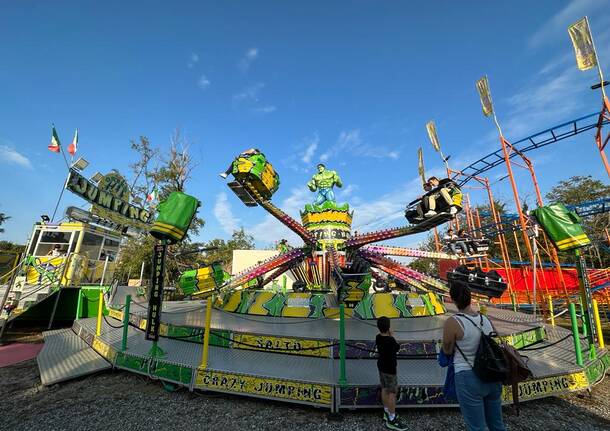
[48,125,61,153]
[147,188,158,202]
[68,129,78,156]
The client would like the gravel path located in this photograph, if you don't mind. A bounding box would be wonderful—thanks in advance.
[1,357,610,431]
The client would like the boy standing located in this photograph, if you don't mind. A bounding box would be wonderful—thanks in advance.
[376,316,408,430]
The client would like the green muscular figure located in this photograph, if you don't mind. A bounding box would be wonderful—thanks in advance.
[307,163,342,204]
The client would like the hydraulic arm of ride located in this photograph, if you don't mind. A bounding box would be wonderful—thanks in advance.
[219,248,306,293]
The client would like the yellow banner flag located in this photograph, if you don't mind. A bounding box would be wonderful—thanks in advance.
[568,17,598,71]
[417,147,426,187]
[476,76,494,117]
[426,121,441,152]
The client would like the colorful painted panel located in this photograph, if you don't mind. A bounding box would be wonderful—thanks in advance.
[219,291,331,318]
[353,293,446,319]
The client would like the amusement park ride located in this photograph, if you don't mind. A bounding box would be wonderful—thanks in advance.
[1,14,609,413]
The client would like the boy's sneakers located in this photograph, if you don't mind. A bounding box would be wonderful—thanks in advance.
[424,210,437,218]
[385,414,409,431]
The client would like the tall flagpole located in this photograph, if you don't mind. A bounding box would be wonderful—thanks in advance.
[569,16,610,179]
[50,127,72,222]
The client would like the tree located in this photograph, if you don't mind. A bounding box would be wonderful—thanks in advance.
[0,241,25,253]
[0,212,9,234]
[546,175,610,267]
[129,136,158,203]
[545,175,610,206]
[114,129,205,283]
[201,228,256,272]
[408,233,440,276]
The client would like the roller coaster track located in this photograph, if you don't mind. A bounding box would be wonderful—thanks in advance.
[363,245,455,260]
[359,249,448,292]
[220,248,306,292]
[458,111,610,185]
[243,181,316,245]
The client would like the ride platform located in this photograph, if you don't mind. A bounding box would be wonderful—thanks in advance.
[54,288,610,411]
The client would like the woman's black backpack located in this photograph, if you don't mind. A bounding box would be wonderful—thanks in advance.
[455,314,509,383]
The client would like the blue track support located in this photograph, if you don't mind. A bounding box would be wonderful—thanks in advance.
[458,112,610,185]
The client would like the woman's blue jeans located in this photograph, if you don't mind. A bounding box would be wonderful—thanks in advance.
[455,370,506,431]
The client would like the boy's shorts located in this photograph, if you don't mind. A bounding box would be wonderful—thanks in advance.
[379,371,398,393]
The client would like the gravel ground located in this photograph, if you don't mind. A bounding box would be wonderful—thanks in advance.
[1,355,609,431]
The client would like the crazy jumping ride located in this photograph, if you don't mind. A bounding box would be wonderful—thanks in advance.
[38,149,608,411]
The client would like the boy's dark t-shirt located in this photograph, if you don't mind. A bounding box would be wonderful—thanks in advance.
[376,334,400,374]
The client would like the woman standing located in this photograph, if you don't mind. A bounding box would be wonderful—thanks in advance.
[442,283,506,431]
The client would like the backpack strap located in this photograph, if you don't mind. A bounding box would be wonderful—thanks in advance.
[453,314,475,368]
[453,342,473,369]
[456,313,482,332]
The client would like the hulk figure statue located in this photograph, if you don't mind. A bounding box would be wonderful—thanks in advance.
[307,163,342,205]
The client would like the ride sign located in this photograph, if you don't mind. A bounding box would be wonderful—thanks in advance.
[145,243,167,341]
[66,169,152,231]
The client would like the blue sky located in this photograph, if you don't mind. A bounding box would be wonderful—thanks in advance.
[1,0,609,248]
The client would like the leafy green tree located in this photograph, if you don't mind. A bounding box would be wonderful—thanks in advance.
[0,212,9,234]
[201,228,256,271]
[546,175,610,267]
[114,129,206,283]
[0,241,25,253]
[407,233,439,276]
[545,175,610,205]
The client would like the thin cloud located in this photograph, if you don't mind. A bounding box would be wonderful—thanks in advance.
[247,187,310,245]
[198,75,210,90]
[233,82,265,103]
[320,129,400,162]
[254,105,277,114]
[213,192,241,234]
[188,52,199,68]
[239,47,259,72]
[0,145,33,169]
[529,0,606,49]
[233,82,277,113]
[301,135,319,164]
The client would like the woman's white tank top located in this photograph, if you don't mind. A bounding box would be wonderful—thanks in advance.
[453,313,494,374]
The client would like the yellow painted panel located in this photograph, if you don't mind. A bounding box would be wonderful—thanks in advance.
[428,293,445,314]
[248,291,276,315]
[195,370,332,406]
[92,338,117,362]
[196,267,214,276]
[261,171,276,189]
[281,307,310,318]
[25,256,67,284]
[372,294,400,318]
[301,211,352,225]
[221,292,242,312]
[159,324,169,336]
[108,308,123,321]
[236,158,253,173]
[411,306,427,317]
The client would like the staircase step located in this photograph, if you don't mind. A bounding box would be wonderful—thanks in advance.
[38,328,111,385]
